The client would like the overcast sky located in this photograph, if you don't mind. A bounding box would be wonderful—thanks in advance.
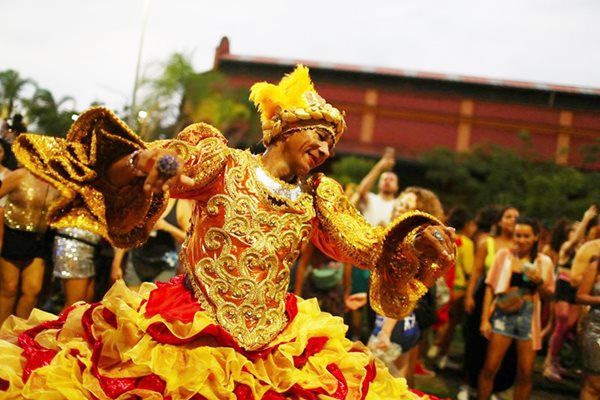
[2,0,600,112]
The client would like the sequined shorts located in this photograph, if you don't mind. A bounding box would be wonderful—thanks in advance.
[52,228,100,279]
[579,310,600,374]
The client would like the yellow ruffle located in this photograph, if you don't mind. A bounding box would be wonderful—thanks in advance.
[0,281,421,399]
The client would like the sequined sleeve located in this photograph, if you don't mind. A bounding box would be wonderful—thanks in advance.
[152,122,229,199]
[13,107,228,248]
[309,174,445,319]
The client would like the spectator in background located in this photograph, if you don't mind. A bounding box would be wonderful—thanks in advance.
[478,217,555,400]
[576,254,600,400]
[111,198,191,290]
[294,243,346,317]
[0,144,13,253]
[461,206,519,400]
[6,114,27,143]
[52,227,102,307]
[428,206,474,370]
[542,218,571,267]
[0,168,57,324]
[544,205,597,381]
[570,216,600,288]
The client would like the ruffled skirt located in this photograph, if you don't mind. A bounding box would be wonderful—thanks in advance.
[0,276,422,399]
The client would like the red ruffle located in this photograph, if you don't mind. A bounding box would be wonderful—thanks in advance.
[145,275,202,323]
[360,361,377,400]
[18,304,77,383]
[292,337,328,368]
[233,363,347,400]
[143,276,300,362]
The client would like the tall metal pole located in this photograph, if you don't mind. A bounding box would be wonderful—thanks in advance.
[129,0,150,126]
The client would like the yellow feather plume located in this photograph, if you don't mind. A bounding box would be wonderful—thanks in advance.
[249,65,315,123]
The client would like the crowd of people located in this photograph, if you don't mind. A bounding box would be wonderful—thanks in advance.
[0,66,597,399]
[293,150,600,399]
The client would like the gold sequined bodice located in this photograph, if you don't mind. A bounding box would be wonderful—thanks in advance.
[4,170,53,232]
[182,150,315,350]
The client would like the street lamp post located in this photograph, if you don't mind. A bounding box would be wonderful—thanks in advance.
[129,0,150,126]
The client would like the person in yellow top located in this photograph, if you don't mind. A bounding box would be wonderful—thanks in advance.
[0,65,455,399]
[428,206,474,369]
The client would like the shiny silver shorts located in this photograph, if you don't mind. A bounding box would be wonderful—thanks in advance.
[52,228,101,279]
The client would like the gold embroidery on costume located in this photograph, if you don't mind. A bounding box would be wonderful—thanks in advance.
[13,108,164,247]
[310,175,384,268]
[156,123,230,197]
[310,174,444,319]
[182,150,314,350]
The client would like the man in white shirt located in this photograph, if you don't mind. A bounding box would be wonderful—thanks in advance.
[354,148,398,227]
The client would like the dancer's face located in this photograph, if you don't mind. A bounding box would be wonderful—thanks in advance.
[282,128,332,177]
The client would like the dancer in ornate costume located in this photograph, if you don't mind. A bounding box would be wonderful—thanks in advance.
[0,65,454,399]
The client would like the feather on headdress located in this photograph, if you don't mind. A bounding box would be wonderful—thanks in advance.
[249,65,345,146]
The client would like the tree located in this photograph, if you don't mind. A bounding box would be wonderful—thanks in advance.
[0,69,37,117]
[23,88,77,137]
[181,71,257,148]
[135,53,257,145]
[135,53,196,140]
[328,155,376,190]
[421,140,598,226]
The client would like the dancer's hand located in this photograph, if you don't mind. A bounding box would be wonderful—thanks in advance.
[134,148,194,193]
[411,225,456,286]
[107,148,194,193]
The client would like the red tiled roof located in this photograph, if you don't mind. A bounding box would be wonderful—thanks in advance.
[218,53,600,96]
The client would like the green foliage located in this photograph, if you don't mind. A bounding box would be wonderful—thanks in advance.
[329,156,376,189]
[0,69,37,117]
[183,71,257,147]
[22,88,77,137]
[135,53,255,144]
[135,53,197,139]
[422,143,597,226]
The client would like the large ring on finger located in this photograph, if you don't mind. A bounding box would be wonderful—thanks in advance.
[432,230,444,242]
[156,155,179,178]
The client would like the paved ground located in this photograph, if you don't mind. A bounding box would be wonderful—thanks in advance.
[413,329,580,399]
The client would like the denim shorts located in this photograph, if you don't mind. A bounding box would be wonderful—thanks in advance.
[491,299,533,341]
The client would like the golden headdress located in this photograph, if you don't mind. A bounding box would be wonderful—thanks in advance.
[249,65,346,146]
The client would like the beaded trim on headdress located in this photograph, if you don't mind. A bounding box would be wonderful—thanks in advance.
[249,65,346,146]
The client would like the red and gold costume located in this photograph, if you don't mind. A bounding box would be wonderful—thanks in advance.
[0,67,445,399]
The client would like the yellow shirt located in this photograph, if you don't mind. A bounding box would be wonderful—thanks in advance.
[454,233,474,290]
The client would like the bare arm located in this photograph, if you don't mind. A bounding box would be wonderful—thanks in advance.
[0,168,25,199]
[111,247,127,283]
[571,241,599,287]
[354,149,395,206]
[479,286,494,339]
[559,205,598,261]
[577,259,600,306]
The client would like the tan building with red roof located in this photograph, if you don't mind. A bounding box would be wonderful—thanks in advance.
[212,37,600,168]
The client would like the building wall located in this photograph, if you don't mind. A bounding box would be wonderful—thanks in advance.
[218,62,600,168]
